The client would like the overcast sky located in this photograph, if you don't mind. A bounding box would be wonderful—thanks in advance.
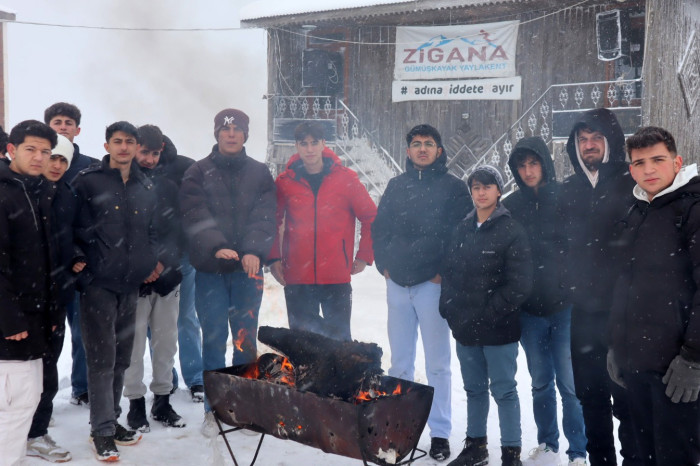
[1,0,267,161]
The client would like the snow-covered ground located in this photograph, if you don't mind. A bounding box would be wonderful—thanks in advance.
[24,269,619,465]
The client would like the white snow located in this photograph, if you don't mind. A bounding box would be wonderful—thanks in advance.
[240,0,411,21]
[31,270,622,465]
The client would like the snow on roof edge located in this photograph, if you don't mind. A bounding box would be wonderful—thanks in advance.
[240,0,413,22]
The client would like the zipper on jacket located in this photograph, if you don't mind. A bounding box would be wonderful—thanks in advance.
[342,239,349,268]
[16,179,40,232]
[313,192,318,284]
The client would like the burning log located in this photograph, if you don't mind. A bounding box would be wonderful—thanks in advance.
[257,326,383,400]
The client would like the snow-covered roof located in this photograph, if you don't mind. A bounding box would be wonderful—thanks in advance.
[0,5,15,21]
[240,0,409,21]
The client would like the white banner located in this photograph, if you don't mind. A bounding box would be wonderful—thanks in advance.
[392,77,522,102]
[394,21,519,80]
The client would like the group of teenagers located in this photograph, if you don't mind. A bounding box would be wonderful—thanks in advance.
[0,100,697,466]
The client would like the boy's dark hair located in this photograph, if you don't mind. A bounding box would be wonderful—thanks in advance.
[44,102,82,126]
[626,126,677,156]
[138,124,164,150]
[405,124,443,149]
[105,121,139,142]
[511,149,541,167]
[0,125,8,154]
[294,122,325,142]
[9,120,57,148]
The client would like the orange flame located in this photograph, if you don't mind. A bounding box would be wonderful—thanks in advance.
[240,363,260,379]
[234,328,248,352]
[392,383,402,395]
[355,383,403,403]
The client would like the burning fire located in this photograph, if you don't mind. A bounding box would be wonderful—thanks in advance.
[234,328,247,352]
[239,354,296,387]
[355,382,403,404]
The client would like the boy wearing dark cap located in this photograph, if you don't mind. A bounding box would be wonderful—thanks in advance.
[441,165,532,466]
[180,108,276,436]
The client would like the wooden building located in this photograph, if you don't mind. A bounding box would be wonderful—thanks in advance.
[242,0,698,195]
[0,9,16,130]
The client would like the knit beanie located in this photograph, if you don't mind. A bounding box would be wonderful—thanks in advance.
[52,134,74,166]
[214,108,249,141]
[467,164,504,193]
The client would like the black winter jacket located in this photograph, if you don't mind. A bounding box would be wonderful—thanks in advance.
[161,136,195,188]
[440,204,533,346]
[559,108,635,314]
[609,175,700,373]
[64,143,99,183]
[180,146,276,274]
[138,165,183,297]
[503,137,568,316]
[0,164,58,360]
[372,154,471,287]
[71,156,158,293]
[50,180,79,308]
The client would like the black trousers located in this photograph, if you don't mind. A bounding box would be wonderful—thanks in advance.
[27,327,64,439]
[625,371,700,465]
[284,283,352,341]
[571,309,643,466]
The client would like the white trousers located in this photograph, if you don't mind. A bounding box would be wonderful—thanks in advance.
[0,359,43,466]
[123,288,180,399]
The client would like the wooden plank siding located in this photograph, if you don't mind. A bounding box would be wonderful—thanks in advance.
[642,0,700,164]
[265,2,643,172]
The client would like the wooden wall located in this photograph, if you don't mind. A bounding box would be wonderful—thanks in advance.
[267,3,639,168]
[642,0,700,163]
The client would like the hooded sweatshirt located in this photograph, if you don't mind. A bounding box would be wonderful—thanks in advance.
[609,165,700,372]
[503,137,568,316]
[559,108,635,314]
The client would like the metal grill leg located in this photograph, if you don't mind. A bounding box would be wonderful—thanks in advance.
[214,415,266,466]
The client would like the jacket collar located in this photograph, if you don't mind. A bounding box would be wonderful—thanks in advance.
[634,164,699,203]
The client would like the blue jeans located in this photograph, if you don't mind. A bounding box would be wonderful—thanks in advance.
[195,270,263,412]
[520,308,587,461]
[386,278,451,439]
[456,342,521,447]
[176,256,203,388]
[65,292,88,398]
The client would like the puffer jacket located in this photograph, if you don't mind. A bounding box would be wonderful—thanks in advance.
[503,137,568,316]
[269,148,376,284]
[180,146,276,274]
[440,204,532,346]
[372,152,471,287]
[71,156,158,293]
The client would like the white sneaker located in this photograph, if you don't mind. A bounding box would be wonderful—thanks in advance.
[27,434,72,463]
[568,458,587,466]
[522,443,560,466]
[201,411,219,438]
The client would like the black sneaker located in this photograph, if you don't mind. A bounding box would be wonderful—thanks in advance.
[127,397,150,433]
[70,392,89,407]
[114,423,142,446]
[90,435,119,462]
[151,394,186,428]
[447,436,488,466]
[190,385,205,403]
[430,437,451,461]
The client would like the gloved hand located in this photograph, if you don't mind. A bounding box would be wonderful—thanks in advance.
[606,349,626,388]
[662,354,700,403]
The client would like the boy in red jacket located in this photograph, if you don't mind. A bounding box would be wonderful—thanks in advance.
[269,122,376,341]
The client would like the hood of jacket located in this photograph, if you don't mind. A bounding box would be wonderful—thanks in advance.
[160,135,178,166]
[507,137,555,192]
[465,201,511,227]
[634,163,700,203]
[566,108,627,177]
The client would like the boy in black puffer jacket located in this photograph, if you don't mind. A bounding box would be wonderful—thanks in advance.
[442,165,532,466]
